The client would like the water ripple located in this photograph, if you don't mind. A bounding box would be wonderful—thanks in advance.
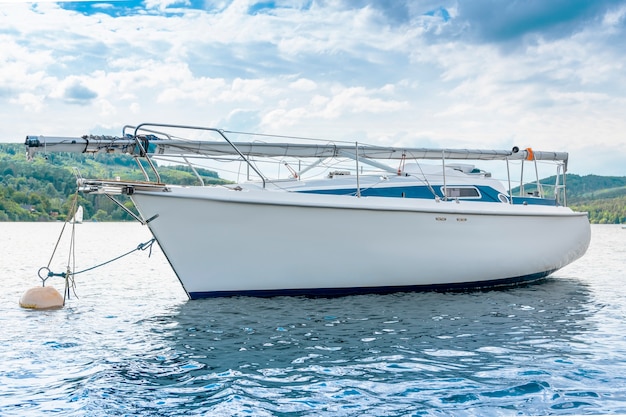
[2,224,626,415]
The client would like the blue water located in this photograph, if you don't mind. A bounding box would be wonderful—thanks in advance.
[1,223,625,416]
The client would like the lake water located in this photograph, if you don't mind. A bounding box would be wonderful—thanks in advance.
[1,222,625,416]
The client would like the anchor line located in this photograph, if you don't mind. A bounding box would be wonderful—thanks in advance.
[45,191,80,272]
[39,187,156,300]
[38,238,157,281]
[38,190,81,303]
[71,238,156,276]
[65,202,79,302]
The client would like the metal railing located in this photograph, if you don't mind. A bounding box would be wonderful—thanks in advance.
[125,123,267,188]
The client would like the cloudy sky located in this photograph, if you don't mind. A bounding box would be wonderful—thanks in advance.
[1,0,625,175]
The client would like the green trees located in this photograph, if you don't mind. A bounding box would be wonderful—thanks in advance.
[571,197,626,224]
[564,174,626,224]
[0,143,225,222]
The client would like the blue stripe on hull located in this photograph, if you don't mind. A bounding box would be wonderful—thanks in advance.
[297,186,557,205]
[187,269,557,299]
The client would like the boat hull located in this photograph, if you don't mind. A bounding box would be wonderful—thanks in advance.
[131,187,591,299]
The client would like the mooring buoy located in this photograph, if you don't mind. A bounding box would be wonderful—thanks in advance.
[19,286,64,309]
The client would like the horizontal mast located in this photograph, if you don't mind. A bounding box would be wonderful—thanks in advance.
[25,134,569,164]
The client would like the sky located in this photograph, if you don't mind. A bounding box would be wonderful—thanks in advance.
[1,0,625,176]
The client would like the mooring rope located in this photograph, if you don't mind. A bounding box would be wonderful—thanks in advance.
[38,238,156,281]
[38,187,156,302]
[44,190,80,276]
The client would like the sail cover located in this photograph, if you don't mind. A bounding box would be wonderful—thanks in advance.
[25,134,568,164]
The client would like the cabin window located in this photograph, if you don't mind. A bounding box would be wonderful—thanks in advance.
[441,186,480,199]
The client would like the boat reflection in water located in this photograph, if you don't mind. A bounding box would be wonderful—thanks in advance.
[112,278,597,414]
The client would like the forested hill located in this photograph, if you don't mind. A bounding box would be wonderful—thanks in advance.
[1,143,625,223]
[0,143,228,221]
[567,176,626,223]
[513,174,626,224]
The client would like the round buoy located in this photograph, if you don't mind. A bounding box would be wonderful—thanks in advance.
[19,286,64,309]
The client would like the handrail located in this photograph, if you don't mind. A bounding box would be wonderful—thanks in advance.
[124,125,162,183]
[132,123,267,188]
[355,142,361,198]
[532,156,543,198]
[442,150,447,201]
[183,156,205,186]
[506,158,513,204]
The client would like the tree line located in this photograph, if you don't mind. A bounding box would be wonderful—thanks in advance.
[0,144,226,221]
[515,173,626,224]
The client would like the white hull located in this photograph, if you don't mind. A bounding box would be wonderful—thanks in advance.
[132,186,590,298]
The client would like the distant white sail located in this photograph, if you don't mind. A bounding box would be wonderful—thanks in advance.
[70,206,83,224]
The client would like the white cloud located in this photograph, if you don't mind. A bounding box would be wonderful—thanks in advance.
[0,0,625,175]
[12,93,45,112]
[289,78,317,91]
[602,3,626,27]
